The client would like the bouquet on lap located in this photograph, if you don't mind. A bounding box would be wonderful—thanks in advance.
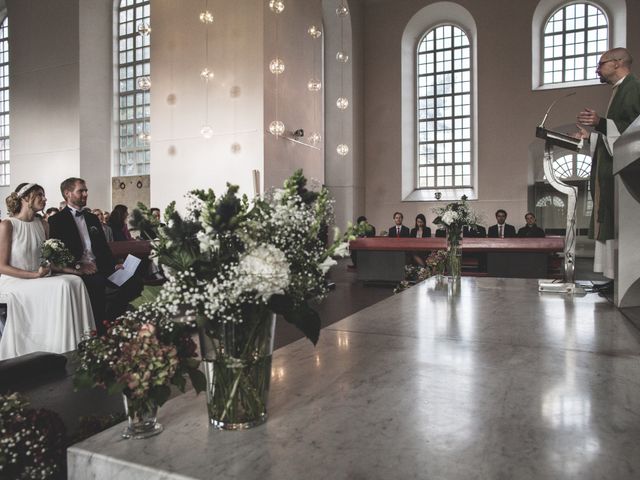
[40,238,75,268]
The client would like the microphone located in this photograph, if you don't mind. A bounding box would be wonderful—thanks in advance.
[538,91,576,128]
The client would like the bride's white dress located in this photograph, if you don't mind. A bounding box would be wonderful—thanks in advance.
[0,217,95,359]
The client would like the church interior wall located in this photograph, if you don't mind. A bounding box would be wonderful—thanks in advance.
[2,0,639,232]
[361,0,638,234]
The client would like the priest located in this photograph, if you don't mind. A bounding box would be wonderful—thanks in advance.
[575,47,640,281]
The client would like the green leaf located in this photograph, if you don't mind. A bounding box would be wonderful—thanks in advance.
[152,385,172,406]
[270,296,320,345]
[107,382,125,396]
[130,285,163,309]
[73,371,96,390]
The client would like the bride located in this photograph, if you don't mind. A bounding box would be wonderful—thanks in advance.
[0,183,95,359]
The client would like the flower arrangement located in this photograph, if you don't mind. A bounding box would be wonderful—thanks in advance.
[74,305,206,420]
[40,238,74,268]
[433,195,479,278]
[141,169,355,428]
[393,249,448,293]
[0,392,67,480]
[151,169,353,344]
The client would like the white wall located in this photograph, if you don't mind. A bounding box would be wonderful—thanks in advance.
[150,0,265,212]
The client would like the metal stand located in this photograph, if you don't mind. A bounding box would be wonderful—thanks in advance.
[535,129,585,294]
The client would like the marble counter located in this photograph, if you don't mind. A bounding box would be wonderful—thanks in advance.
[68,277,640,480]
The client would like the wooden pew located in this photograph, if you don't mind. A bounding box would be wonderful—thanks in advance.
[349,237,564,282]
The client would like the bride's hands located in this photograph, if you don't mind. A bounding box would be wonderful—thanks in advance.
[33,265,51,278]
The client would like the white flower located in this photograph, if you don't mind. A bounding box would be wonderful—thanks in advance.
[196,230,219,253]
[319,256,337,274]
[237,244,290,301]
[333,241,350,258]
[441,210,459,226]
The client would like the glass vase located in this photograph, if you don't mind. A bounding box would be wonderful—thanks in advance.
[121,394,163,439]
[198,310,276,430]
[446,226,462,280]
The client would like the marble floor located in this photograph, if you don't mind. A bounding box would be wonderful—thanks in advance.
[69,276,640,480]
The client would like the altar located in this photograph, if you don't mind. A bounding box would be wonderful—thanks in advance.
[68,277,640,480]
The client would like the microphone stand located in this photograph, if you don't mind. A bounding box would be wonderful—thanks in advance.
[535,93,585,294]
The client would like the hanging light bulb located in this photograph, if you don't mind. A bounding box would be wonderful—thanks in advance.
[200,125,214,139]
[269,120,285,137]
[308,132,322,146]
[336,51,349,63]
[307,79,322,92]
[269,0,285,14]
[200,68,215,81]
[307,25,322,39]
[336,5,350,17]
[336,144,349,156]
[199,11,214,24]
[336,97,349,110]
[137,23,151,36]
[137,76,151,91]
[269,58,285,75]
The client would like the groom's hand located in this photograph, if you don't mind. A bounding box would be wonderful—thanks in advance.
[78,263,97,275]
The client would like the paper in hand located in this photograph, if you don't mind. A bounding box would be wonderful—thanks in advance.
[107,254,141,287]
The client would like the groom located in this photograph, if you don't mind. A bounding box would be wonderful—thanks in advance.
[48,177,143,334]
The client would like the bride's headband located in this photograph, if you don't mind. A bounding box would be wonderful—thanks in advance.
[16,183,37,198]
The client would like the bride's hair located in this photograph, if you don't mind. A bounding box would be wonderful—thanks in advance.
[5,183,44,216]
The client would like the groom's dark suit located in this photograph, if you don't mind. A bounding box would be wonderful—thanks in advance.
[48,207,142,333]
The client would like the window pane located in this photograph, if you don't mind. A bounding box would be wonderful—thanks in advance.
[542,3,608,85]
[117,0,150,176]
[0,17,9,186]
[417,25,472,189]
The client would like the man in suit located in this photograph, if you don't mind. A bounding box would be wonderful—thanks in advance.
[487,209,517,238]
[574,47,640,281]
[48,178,142,334]
[463,225,486,238]
[517,212,545,238]
[388,212,410,238]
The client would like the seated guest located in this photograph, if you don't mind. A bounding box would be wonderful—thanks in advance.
[48,178,143,332]
[488,209,517,238]
[463,225,486,237]
[435,228,446,238]
[44,207,59,220]
[0,183,95,359]
[92,208,114,242]
[410,214,431,238]
[517,212,545,238]
[388,212,410,238]
[356,215,376,237]
[410,214,431,266]
[350,216,376,268]
[108,204,133,241]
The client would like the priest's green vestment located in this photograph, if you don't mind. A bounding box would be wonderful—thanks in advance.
[590,74,640,241]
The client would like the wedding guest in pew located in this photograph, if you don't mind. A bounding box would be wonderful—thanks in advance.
[410,214,431,266]
[388,212,410,238]
[517,212,546,238]
[463,224,487,237]
[92,208,114,242]
[0,183,95,359]
[49,178,143,334]
[488,209,517,238]
[44,207,59,221]
[108,205,134,242]
[410,214,431,238]
[350,216,376,268]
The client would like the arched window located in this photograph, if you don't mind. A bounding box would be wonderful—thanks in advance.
[401,2,477,201]
[0,16,8,186]
[532,0,626,89]
[551,153,591,180]
[542,2,608,85]
[417,25,471,189]
[117,0,150,176]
